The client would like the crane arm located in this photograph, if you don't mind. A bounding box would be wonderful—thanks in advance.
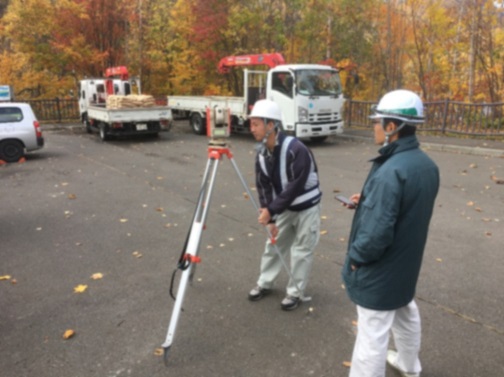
[105,66,129,80]
[217,53,286,74]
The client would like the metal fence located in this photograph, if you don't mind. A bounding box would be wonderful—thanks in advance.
[26,98,80,123]
[23,97,504,136]
[24,97,168,123]
[345,99,504,136]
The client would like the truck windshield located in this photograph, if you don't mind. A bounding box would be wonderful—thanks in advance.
[295,69,342,97]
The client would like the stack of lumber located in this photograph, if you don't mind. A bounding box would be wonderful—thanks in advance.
[106,94,157,109]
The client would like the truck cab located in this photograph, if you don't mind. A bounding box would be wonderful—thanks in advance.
[78,78,133,131]
[267,65,344,142]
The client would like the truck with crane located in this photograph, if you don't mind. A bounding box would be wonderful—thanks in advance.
[78,66,172,141]
[168,53,344,142]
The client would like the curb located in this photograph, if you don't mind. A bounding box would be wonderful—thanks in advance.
[338,134,504,158]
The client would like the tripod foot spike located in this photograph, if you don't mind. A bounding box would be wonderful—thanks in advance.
[163,347,171,367]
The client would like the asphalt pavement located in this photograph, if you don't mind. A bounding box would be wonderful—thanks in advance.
[1,122,503,377]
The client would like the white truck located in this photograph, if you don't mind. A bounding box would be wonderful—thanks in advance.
[78,66,172,141]
[168,54,345,142]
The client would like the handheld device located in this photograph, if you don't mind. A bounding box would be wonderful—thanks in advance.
[335,195,356,209]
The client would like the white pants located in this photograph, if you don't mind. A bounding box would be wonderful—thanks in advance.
[257,204,320,297]
[349,300,422,377]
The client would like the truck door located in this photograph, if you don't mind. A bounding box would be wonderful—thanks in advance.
[268,71,295,129]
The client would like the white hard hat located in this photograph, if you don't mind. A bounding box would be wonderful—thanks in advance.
[249,99,283,122]
[370,89,424,124]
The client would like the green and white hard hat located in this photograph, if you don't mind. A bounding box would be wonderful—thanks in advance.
[370,89,424,124]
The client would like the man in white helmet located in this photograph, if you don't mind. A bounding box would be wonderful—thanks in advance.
[247,99,321,311]
[341,90,439,377]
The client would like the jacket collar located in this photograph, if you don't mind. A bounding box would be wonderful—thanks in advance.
[371,135,420,163]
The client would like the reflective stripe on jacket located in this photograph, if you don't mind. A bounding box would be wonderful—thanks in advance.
[255,133,321,216]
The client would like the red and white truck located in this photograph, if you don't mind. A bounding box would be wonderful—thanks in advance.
[168,53,344,142]
[78,66,172,141]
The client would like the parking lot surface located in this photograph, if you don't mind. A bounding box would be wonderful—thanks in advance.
[1,122,503,377]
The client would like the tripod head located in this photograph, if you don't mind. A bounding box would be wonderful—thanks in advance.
[206,105,231,146]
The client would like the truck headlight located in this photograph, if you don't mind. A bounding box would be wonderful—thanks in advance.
[298,106,309,122]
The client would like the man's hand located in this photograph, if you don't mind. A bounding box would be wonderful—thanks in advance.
[347,193,361,209]
[258,208,271,225]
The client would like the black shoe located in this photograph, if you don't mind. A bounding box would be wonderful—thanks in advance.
[281,295,300,311]
[248,286,272,301]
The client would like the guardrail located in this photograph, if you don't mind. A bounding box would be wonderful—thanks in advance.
[345,99,504,136]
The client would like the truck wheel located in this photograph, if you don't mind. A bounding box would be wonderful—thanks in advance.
[190,113,206,135]
[99,124,109,141]
[310,136,328,143]
[83,116,92,134]
[0,140,25,163]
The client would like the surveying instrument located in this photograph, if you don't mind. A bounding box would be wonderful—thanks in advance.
[161,105,308,365]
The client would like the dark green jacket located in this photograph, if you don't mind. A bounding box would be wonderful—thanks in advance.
[342,135,439,310]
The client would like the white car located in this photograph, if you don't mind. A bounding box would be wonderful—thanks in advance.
[0,102,44,162]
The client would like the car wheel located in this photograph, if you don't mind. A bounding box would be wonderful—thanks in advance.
[0,140,25,162]
[190,113,206,135]
[99,124,109,141]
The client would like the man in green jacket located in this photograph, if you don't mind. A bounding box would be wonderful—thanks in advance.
[341,90,439,377]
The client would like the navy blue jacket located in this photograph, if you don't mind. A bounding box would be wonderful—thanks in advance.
[255,132,321,216]
[342,135,439,310]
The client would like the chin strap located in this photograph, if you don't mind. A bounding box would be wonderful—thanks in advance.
[383,122,405,146]
[262,118,280,145]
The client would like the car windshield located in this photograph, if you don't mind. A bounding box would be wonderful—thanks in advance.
[295,69,342,97]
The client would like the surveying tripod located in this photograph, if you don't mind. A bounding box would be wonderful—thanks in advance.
[160,136,309,365]
[161,106,309,364]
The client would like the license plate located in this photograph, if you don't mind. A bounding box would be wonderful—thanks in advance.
[136,123,148,131]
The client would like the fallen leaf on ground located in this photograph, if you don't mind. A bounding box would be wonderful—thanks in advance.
[469,163,478,168]
[91,273,103,280]
[63,329,75,339]
[485,231,492,236]
[154,348,163,356]
[11,279,17,284]
[491,175,504,184]
[156,207,164,212]
[352,320,358,326]
[343,361,352,368]
[0,275,12,281]
[74,284,88,293]
[243,192,250,199]
[466,201,474,207]
[320,230,328,235]
[68,194,77,200]
[436,258,443,262]
[321,215,328,220]
[119,218,128,223]
[132,251,143,258]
